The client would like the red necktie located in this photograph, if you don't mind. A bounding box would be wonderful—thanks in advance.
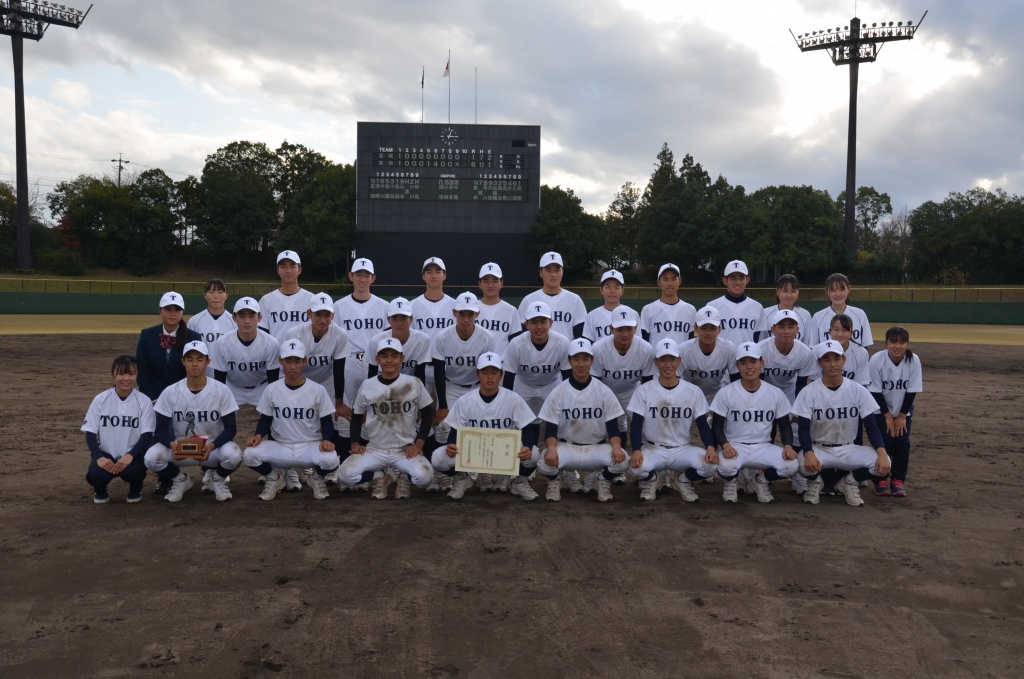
[159,333,175,350]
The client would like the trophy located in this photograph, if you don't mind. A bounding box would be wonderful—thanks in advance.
[173,411,208,460]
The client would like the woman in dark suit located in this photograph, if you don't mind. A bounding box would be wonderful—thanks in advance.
[136,291,202,402]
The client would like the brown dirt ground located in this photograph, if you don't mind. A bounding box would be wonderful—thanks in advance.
[0,335,1022,679]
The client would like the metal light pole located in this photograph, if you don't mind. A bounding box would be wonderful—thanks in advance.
[790,12,926,259]
[1,1,90,272]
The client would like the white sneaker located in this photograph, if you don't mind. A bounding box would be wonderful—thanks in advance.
[353,481,370,492]
[371,471,390,500]
[791,475,808,495]
[657,470,673,492]
[561,470,583,493]
[612,473,628,485]
[307,472,329,500]
[395,473,412,499]
[751,472,775,503]
[545,478,561,502]
[494,475,512,492]
[477,474,493,492]
[596,477,613,502]
[510,476,538,501]
[426,473,442,492]
[284,468,303,491]
[722,478,738,502]
[208,473,232,501]
[581,471,598,494]
[164,472,194,503]
[674,476,699,502]
[639,477,658,501]
[201,468,215,493]
[836,473,865,507]
[325,470,339,486]
[448,474,474,500]
[260,471,286,501]
[803,478,823,505]
[439,474,453,492]
[736,469,755,495]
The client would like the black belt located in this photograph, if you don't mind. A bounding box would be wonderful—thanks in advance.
[446,379,479,389]
[559,438,607,446]
[816,442,852,448]
[736,441,767,446]
[648,441,676,449]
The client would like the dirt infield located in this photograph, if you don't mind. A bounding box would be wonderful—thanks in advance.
[1,334,1022,678]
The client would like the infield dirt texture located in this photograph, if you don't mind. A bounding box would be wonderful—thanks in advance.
[1,334,1022,678]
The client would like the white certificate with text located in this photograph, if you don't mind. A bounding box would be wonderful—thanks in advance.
[455,427,521,475]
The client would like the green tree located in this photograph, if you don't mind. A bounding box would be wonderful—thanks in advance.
[837,186,893,253]
[531,185,606,281]
[275,141,333,218]
[750,185,846,276]
[604,181,642,269]
[277,163,357,279]
[641,142,677,208]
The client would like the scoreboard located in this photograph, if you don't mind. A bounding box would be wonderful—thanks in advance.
[356,122,541,285]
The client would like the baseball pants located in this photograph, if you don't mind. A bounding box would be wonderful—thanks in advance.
[536,442,630,477]
[798,444,890,476]
[144,441,243,472]
[626,444,716,481]
[715,442,798,479]
[338,445,433,488]
[243,440,340,472]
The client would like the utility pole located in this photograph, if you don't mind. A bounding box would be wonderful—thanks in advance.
[1,1,91,272]
[111,153,130,187]
[790,11,926,259]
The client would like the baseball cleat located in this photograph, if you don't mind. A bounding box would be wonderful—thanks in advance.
[750,472,774,503]
[477,474,493,492]
[164,472,194,503]
[545,479,562,502]
[674,477,699,502]
[284,468,303,492]
[307,473,329,500]
[395,473,412,499]
[201,468,215,493]
[561,470,583,493]
[790,475,808,495]
[447,474,474,500]
[325,470,339,486]
[595,477,613,502]
[371,471,391,500]
[260,471,287,501]
[722,478,739,503]
[639,478,658,502]
[510,476,538,501]
[494,475,512,492]
[208,473,232,501]
[612,473,628,485]
[835,474,865,507]
[802,478,823,505]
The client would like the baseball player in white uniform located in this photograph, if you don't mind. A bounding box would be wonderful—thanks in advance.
[709,342,799,503]
[367,297,431,384]
[475,262,520,353]
[502,301,571,415]
[284,292,349,403]
[809,273,873,347]
[758,274,813,344]
[537,338,628,502]
[211,297,281,406]
[411,256,456,339]
[144,341,242,502]
[82,355,156,503]
[259,250,315,343]
[242,339,339,501]
[640,263,697,347]
[678,306,738,405]
[434,352,541,500]
[518,251,587,340]
[187,279,236,377]
[625,339,717,501]
[821,313,870,386]
[338,338,436,500]
[709,260,764,347]
[791,340,891,506]
[758,309,817,403]
[582,269,625,342]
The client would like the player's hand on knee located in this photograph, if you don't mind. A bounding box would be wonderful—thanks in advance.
[406,440,425,459]
[783,445,797,461]
[611,445,625,464]
[247,435,263,447]
[722,443,738,459]
[544,448,559,468]
[629,450,643,468]
[875,450,891,476]
[320,440,336,452]
[350,442,366,455]
[804,451,821,473]
[705,446,719,465]
[446,443,459,458]
[893,414,907,436]
[336,402,353,421]
[97,457,116,474]
[518,446,531,461]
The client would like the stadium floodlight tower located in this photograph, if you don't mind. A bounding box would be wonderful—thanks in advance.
[790,11,926,258]
[0,1,91,272]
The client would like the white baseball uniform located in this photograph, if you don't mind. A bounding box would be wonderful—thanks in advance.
[258,288,315,342]
[434,387,538,473]
[82,388,156,459]
[210,330,281,406]
[338,374,435,488]
[590,335,655,433]
[625,378,715,480]
[813,341,870,387]
[709,380,798,478]
[432,324,496,442]
[284,322,349,399]
[367,329,432,379]
[759,304,813,345]
[503,330,571,413]
[518,289,586,339]
[411,294,456,338]
[537,377,628,476]
[809,304,873,347]
[708,295,764,346]
[188,310,237,377]
[332,293,390,438]
[145,378,242,472]
[791,378,883,474]
[867,351,923,414]
[640,299,697,346]
[757,338,818,403]
[242,378,339,471]
[582,305,619,343]
[476,299,520,353]
[678,337,737,405]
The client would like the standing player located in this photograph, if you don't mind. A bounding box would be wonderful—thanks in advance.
[367,297,431,384]
[284,292,348,414]
[809,273,873,348]
[475,262,520,353]
[758,309,817,403]
[241,339,339,501]
[211,297,281,408]
[709,260,764,346]
[758,274,812,345]
[536,338,628,502]
[678,306,738,405]
[411,256,456,339]
[791,340,891,506]
[518,251,587,340]
[868,327,922,497]
[582,269,625,342]
[434,352,541,500]
[187,279,236,349]
[338,338,436,500]
[823,313,870,386]
[144,341,242,502]
[640,263,697,347]
[710,342,799,503]
[136,291,202,402]
[259,250,315,343]
[82,355,156,503]
[625,339,718,502]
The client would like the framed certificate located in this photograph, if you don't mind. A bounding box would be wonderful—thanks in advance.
[455,427,521,475]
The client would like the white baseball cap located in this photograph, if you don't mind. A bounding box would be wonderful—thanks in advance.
[453,292,481,312]
[277,250,301,265]
[724,260,748,276]
[735,342,762,361]
[280,339,306,359]
[376,337,404,354]
[770,309,799,327]
[422,256,446,272]
[387,297,413,317]
[351,257,375,274]
[568,338,594,357]
[525,301,552,320]
[601,269,624,285]
[654,338,680,358]
[233,297,260,314]
[610,307,638,328]
[814,340,845,358]
[477,352,503,370]
[657,263,681,278]
[159,291,184,309]
[694,305,722,327]
[183,340,209,357]
[539,252,564,267]
[478,262,503,279]
[309,293,334,314]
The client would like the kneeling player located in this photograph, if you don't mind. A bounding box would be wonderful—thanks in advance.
[242,340,339,500]
[536,339,627,502]
[145,341,242,502]
[435,352,540,500]
[791,340,891,506]
[338,338,435,499]
[709,342,798,503]
[625,339,717,501]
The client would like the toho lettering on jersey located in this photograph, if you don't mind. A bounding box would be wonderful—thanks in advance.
[226,360,268,372]
[337,317,387,333]
[99,415,141,428]
[368,399,417,416]
[172,410,221,424]
[272,405,319,420]
[811,406,860,421]
[466,417,518,428]
[684,367,728,381]
[268,310,309,325]
[728,408,776,423]
[560,406,604,420]
[477,318,512,334]
[646,405,694,420]
[649,320,692,336]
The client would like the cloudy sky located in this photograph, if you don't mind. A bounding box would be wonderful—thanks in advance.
[0,0,1020,217]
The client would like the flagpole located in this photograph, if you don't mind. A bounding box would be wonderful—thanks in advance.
[475,67,477,124]
[447,49,451,124]
[421,66,424,123]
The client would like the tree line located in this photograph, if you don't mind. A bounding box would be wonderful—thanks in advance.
[1,140,1021,284]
